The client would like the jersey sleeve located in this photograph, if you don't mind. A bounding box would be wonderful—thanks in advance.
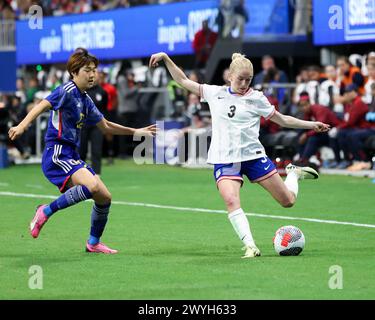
[200,84,221,103]
[86,96,104,126]
[254,93,276,120]
[45,86,65,111]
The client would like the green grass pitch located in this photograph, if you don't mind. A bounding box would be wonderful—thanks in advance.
[0,160,374,299]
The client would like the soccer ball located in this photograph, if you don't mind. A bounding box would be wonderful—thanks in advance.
[273,225,305,256]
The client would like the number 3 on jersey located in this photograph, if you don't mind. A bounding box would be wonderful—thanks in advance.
[228,105,236,118]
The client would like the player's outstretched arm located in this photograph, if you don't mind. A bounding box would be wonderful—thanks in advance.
[149,52,200,96]
[269,111,331,133]
[97,118,157,137]
[8,99,51,141]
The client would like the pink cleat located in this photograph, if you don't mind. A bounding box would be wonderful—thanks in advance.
[85,242,118,254]
[30,205,49,238]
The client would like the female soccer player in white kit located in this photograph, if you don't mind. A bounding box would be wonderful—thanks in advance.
[149,52,330,258]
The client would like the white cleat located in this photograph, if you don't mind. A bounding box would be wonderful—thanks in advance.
[285,163,319,180]
[241,245,261,259]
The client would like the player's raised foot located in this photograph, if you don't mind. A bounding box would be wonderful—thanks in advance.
[30,205,49,238]
[85,242,118,254]
[241,245,261,259]
[285,163,319,180]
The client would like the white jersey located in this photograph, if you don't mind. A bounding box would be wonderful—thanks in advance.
[200,84,275,164]
[319,79,344,113]
[294,81,320,105]
[363,78,375,104]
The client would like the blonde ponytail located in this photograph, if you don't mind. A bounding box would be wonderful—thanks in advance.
[229,52,253,75]
[232,53,244,61]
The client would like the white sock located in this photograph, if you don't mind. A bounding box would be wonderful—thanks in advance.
[284,171,299,198]
[228,208,256,247]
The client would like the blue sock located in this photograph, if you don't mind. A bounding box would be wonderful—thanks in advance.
[88,202,111,245]
[44,185,92,217]
[88,235,99,245]
[43,205,53,216]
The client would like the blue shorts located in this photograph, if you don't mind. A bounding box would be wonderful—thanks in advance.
[213,156,277,186]
[42,143,95,193]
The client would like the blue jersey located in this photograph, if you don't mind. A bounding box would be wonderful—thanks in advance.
[44,81,104,148]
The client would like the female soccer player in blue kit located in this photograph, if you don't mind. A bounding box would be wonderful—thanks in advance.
[9,49,156,254]
[149,52,330,258]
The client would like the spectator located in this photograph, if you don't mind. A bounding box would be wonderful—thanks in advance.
[147,64,168,88]
[217,0,234,39]
[336,56,365,97]
[293,66,309,105]
[98,68,118,164]
[185,92,211,130]
[53,0,75,15]
[0,100,8,142]
[259,94,282,155]
[253,55,288,86]
[46,72,62,91]
[363,52,375,76]
[307,65,326,104]
[296,66,309,84]
[0,0,15,20]
[365,83,375,123]
[260,95,280,135]
[12,1,198,18]
[217,0,248,39]
[26,78,39,104]
[23,90,49,155]
[291,0,310,35]
[183,93,201,127]
[336,84,372,170]
[117,69,139,158]
[293,65,325,106]
[192,19,218,69]
[180,92,211,163]
[297,92,342,167]
[262,67,287,106]
[363,62,375,105]
[136,80,154,127]
[188,70,203,84]
[114,0,130,9]
[368,83,375,114]
[6,94,29,159]
[233,0,249,38]
[15,78,27,105]
[319,65,343,114]
[167,72,188,117]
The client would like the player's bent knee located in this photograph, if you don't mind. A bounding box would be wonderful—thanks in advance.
[93,191,112,205]
[104,191,112,203]
[223,194,240,208]
[86,180,100,195]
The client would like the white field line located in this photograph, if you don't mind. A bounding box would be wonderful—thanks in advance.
[25,184,44,189]
[0,191,374,229]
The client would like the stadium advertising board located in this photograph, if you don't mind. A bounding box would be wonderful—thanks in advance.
[16,0,289,65]
[313,0,375,45]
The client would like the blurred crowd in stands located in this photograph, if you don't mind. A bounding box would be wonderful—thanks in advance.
[257,52,375,171]
[1,51,374,171]
[0,0,194,19]
[0,0,374,171]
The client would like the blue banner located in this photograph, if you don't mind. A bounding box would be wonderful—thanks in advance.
[0,51,16,92]
[244,0,289,34]
[16,0,289,65]
[313,0,375,45]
